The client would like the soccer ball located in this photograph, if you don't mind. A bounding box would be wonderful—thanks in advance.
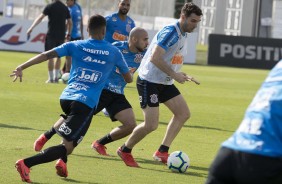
[167,151,190,173]
[60,73,70,84]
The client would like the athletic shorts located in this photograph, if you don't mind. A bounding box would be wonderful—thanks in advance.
[136,76,180,108]
[70,37,82,41]
[56,99,95,146]
[206,147,282,184]
[45,35,65,51]
[93,89,132,121]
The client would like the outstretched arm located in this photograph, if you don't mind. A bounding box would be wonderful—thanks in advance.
[10,50,59,82]
[27,13,45,36]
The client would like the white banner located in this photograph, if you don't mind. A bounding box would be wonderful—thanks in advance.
[0,17,47,53]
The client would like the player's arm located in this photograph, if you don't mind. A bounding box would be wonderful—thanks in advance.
[121,72,133,83]
[10,50,59,82]
[150,45,186,83]
[66,18,73,41]
[27,13,45,35]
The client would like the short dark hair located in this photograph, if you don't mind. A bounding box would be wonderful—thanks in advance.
[181,2,203,17]
[87,14,106,35]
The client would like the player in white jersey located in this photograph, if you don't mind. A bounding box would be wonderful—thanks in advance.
[117,2,203,167]
[206,60,282,184]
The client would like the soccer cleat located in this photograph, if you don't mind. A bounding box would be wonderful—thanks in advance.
[91,140,109,156]
[15,159,32,183]
[153,150,169,164]
[34,134,48,152]
[117,147,139,167]
[55,159,68,178]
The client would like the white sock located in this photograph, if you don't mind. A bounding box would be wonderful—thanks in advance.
[54,69,61,80]
[48,71,54,81]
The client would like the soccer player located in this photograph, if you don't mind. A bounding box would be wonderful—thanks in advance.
[205,61,282,184]
[32,27,149,176]
[117,2,203,167]
[102,0,135,116]
[27,0,72,83]
[11,14,132,183]
[62,0,84,73]
[104,0,135,43]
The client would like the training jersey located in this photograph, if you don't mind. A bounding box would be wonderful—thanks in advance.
[104,13,135,43]
[104,41,146,94]
[68,3,82,39]
[222,60,282,157]
[138,22,187,85]
[43,1,71,40]
[54,39,129,108]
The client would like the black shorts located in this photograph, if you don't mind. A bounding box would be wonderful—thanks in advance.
[206,147,282,184]
[56,100,94,146]
[70,37,82,41]
[136,76,180,108]
[45,35,65,51]
[93,89,132,121]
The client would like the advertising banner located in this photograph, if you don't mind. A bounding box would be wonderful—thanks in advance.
[208,34,282,69]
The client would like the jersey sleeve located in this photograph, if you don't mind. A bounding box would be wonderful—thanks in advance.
[156,26,179,51]
[54,42,71,58]
[42,5,50,16]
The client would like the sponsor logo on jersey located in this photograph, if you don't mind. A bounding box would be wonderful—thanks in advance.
[76,68,102,83]
[82,56,106,64]
[82,48,109,55]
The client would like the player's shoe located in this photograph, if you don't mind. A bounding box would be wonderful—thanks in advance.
[102,108,110,117]
[91,140,109,156]
[55,159,68,178]
[117,147,139,167]
[153,150,169,164]
[34,134,48,152]
[15,159,32,183]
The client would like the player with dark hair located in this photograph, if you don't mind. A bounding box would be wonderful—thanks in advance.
[105,0,135,43]
[31,27,149,177]
[206,61,282,184]
[12,14,132,183]
[117,2,203,167]
[27,0,72,83]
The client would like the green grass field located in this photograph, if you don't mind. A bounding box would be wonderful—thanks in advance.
[0,51,269,184]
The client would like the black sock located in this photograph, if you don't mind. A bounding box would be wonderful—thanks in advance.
[61,155,68,163]
[24,144,67,168]
[98,134,113,145]
[44,127,56,139]
[158,145,169,153]
[121,144,132,153]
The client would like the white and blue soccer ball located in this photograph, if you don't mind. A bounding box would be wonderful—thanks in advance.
[60,73,70,84]
[167,151,190,173]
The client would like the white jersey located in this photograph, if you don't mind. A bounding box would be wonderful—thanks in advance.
[138,22,187,85]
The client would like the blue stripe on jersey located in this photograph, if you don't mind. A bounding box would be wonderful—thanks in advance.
[157,26,178,51]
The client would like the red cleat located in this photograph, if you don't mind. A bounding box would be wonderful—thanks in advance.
[15,159,32,183]
[153,150,169,164]
[55,159,68,178]
[34,134,48,152]
[117,147,139,167]
[91,140,109,156]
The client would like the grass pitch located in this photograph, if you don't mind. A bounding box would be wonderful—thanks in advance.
[0,51,269,184]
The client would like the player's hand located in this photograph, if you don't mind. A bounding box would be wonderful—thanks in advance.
[185,74,200,85]
[10,67,23,82]
[173,72,189,84]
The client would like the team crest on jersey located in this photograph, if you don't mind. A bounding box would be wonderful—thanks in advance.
[150,94,158,104]
[126,24,132,33]
[122,49,129,54]
[134,54,143,63]
[112,17,117,22]
[58,123,72,135]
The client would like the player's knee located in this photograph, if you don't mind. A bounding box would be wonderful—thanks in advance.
[144,122,158,132]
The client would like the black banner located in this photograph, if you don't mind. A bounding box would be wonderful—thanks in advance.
[208,34,282,69]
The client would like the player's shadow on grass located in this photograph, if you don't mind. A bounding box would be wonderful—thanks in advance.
[31,179,100,184]
[0,122,45,131]
[135,118,233,133]
[72,154,207,178]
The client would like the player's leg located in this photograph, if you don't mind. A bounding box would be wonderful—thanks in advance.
[92,92,136,155]
[161,94,190,147]
[54,57,61,82]
[34,117,65,152]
